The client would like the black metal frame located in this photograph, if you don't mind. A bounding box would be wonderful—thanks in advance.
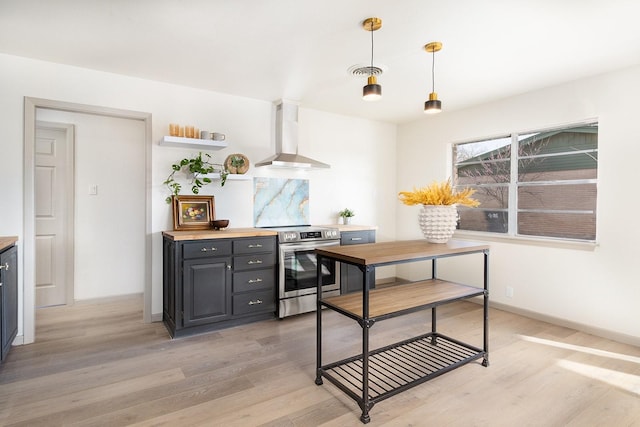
[315,245,490,424]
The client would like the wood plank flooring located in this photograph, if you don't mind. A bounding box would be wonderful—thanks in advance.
[0,296,638,426]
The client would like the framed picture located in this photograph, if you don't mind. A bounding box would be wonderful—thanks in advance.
[173,195,215,231]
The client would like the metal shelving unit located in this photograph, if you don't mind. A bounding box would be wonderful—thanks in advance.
[315,239,490,424]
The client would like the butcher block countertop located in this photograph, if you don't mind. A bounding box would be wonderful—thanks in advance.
[0,236,18,252]
[316,239,489,267]
[163,228,278,241]
[322,224,378,232]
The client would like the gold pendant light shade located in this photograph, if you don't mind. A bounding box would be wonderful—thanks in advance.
[424,42,443,114]
[362,17,382,101]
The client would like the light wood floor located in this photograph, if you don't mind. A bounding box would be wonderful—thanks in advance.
[0,296,639,426]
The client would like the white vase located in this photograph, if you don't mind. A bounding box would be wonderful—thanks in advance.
[418,205,458,243]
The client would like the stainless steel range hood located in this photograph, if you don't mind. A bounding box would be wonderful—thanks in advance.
[255,100,330,169]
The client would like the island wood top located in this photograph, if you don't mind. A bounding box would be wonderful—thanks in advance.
[0,236,18,252]
[163,228,277,241]
[315,239,489,266]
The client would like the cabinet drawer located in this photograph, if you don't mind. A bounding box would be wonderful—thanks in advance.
[183,240,232,259]
[233,237,275,254]
[233,268,275,293]
[340,230,375,245]
[234,252,276,270]
[233,290,275,316]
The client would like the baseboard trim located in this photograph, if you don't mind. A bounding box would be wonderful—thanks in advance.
[151,312,163,322]
[73,292,143,305]
[389,277,639,347]
[487,300,640,347]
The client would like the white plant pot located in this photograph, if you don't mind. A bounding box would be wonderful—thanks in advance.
[418,205,458,243]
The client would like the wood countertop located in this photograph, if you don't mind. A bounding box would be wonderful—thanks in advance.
[163,228,278,241]
[0,236,18,252]
[332,224,378,232]
[316,239,489,267]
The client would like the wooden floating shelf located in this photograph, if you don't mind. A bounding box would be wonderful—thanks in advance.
[203,173,252,181]
[159,135,228,150]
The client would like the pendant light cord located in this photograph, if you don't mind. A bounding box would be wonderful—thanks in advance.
[370,21,374,76]
[431,49,436,93]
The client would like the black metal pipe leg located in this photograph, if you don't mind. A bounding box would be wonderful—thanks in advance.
[360,412,371,424]
[430,306,437,345]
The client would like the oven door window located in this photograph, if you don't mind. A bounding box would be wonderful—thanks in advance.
[284,249,336,293]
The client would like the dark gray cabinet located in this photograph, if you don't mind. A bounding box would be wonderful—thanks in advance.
[340,230,376,294]
[1,243,18,363]
[163,235,276,338]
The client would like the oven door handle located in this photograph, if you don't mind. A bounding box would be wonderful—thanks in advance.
[280,240,340,251]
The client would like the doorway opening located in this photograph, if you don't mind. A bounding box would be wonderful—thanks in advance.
[23,97,152,345]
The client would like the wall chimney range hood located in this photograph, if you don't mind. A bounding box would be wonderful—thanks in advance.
[255,100,330,169]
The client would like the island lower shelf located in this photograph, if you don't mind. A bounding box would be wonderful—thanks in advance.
[321,332,484,404]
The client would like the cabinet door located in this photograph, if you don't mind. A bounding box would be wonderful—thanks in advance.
[340,231,376,294]
[1,246,18,361]
[182,257,231,327]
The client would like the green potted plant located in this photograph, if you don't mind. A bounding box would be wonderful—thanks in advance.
[163,152,229,204]
[338,208,355,224]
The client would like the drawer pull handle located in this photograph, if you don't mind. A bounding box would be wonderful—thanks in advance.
[247,260,263,265]
[248,244,263,248]
[200,247,217,252]
[351,237,363,241]
[248,278,263,284]
[248,299,263,305]
[0,262,8,271]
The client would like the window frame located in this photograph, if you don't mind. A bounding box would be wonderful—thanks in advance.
[451,121,598,247]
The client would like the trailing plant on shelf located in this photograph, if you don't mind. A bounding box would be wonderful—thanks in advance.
[163,152,229,204]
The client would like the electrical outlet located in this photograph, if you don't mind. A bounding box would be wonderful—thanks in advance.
[505,286,514,298]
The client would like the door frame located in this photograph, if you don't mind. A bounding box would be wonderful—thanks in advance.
[35,120,75,307]
[23,97,153,344]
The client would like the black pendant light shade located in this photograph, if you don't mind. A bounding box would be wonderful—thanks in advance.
[362,17,382,101]
[363,76,382,100]
[424,42,443,114]
[424,92,442,114]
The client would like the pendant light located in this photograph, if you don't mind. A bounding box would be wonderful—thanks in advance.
[362,17,382,101]
[424,41,443,114]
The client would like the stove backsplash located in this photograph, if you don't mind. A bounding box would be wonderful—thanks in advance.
[253,177,310,227]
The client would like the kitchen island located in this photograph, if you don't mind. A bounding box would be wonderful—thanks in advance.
[315,239,489,424]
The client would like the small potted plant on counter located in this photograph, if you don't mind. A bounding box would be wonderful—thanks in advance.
[338,208,355,225]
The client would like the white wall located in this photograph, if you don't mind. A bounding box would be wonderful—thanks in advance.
[0,53,397,339]
[396,64,640,342]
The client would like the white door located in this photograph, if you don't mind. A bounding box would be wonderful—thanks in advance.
[35,123,74,307]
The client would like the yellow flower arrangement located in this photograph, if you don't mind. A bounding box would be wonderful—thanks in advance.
[398,180,480,207]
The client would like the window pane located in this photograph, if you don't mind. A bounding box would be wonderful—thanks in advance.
[518,125,597,156]
[458,209,508,233]
[518,212,596,240]
[519,152,597,181]
[518,183,596,211]
[464,185,509,209]
[454,136,511,185]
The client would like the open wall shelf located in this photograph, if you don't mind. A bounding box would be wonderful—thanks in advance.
[160,135,228,150]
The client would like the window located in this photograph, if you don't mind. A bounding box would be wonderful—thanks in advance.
[452,123,598,241]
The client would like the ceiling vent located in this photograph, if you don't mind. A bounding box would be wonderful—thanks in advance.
[348,64,386,78]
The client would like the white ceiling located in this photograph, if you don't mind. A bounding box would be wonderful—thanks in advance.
[2,0,640,124]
